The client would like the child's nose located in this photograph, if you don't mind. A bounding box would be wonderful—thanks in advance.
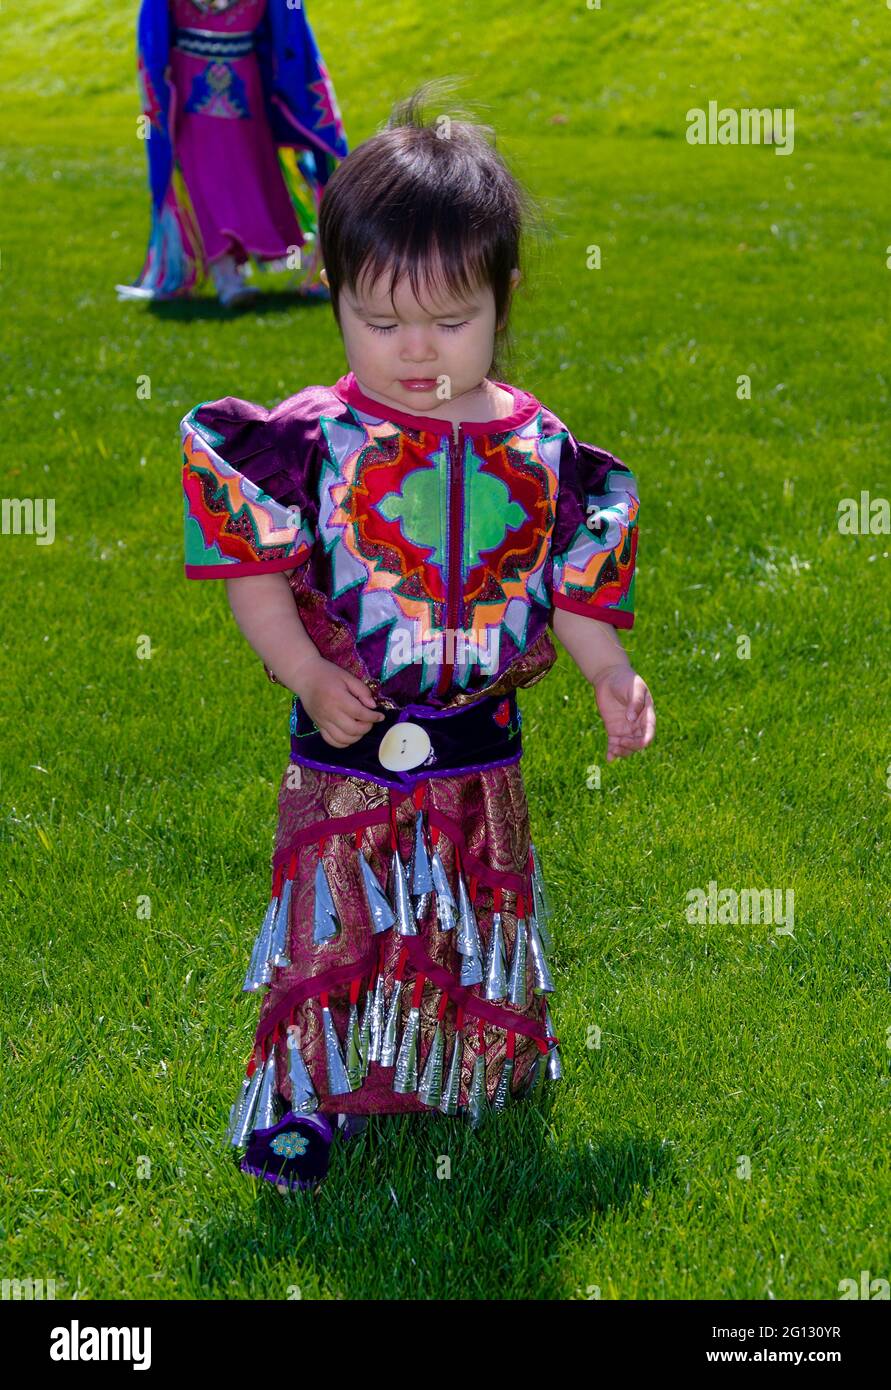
[401,329,436,360]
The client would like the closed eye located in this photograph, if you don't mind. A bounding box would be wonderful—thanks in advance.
[365,321,470,335]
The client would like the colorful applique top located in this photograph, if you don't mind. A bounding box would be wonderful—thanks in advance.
[180,372,639,709]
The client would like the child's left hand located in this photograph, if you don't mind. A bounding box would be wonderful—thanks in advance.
[594,665,656,763]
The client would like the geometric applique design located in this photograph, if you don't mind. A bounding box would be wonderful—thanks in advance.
[179,382,641,698]
[184,62,251,120]
[317,408,565,692]
[181,415,314,578]
[308,58,344,145]
[551,468,639,625]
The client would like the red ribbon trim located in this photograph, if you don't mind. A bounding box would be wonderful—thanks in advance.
[268,802,529,895]
[251,934,550,1051]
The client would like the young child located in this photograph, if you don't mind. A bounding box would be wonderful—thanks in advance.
[180,86,655,1193]
[117,0,347,306]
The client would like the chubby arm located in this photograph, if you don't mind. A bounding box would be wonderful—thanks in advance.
[551,605,631,685]
[222,570,384,748]
[224,570,320,693]
[551,607,655,763]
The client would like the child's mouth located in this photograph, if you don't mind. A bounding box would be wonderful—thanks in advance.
[399,378,437,391]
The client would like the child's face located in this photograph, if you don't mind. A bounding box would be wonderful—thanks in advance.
[335,262,513,413]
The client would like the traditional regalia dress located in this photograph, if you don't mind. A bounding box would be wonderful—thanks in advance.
[180,372,640,1189]
[121,0,347,298]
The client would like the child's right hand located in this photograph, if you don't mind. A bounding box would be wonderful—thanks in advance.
[295,656,386,748]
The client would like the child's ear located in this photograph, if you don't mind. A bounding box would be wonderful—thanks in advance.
[320,267,330,288]
[496,269,521,329]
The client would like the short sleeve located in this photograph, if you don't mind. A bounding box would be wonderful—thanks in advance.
[549,435,639,628]
[180,395,318,579]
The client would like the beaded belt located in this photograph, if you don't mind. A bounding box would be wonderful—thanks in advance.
[289,690,523,790]
[171,27,255,59]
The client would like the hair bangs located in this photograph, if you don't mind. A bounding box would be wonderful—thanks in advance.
[319,79,547,374]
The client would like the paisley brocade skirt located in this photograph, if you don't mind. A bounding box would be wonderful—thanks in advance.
[225,752,563,1162]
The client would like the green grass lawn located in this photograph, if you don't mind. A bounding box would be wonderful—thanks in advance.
[1,0,888,1300]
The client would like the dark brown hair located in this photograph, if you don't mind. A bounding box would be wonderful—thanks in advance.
[318,78,545,380]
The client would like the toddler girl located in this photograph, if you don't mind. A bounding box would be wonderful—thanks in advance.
[180,85,655,1192]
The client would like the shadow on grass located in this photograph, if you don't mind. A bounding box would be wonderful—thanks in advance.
[196,1094,673,1300]
[145,291,330,322]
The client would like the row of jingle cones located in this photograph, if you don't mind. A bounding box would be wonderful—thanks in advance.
[242,810,555,998]
[229,807,562,1138]
[227,991,563,1142]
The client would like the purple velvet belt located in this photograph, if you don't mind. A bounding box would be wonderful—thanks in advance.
[288,690,523,791]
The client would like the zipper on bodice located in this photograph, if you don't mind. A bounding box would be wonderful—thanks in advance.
[435,426,464,698]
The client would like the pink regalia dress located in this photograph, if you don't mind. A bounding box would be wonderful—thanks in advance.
[169,0,304,264]
[123,0,347,298]
[180,372,640,1188]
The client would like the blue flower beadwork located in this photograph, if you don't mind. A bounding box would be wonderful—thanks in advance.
[271,1130,309,1159]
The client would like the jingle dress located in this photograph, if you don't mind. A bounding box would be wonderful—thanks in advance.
[180,371,639,1179]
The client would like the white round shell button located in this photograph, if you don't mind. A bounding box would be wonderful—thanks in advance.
[377,721,433,771]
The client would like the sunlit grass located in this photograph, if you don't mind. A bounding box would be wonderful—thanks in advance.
[1,0,888,1299]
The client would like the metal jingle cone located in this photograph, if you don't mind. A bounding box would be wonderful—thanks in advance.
[226,1073,253,1144]
[413,890,433,927]
[436,899,457,932]
[459,949,483,988]
[544,1004,563,1081]
[520,1050,545,1099]
[546,1042,563,1082]
[439,1029,462,1115]
[534,907,553,956]
[528,912,555,994]
[418,1020,445,1107]
[483,910,508,1002]
[230,1062,266,1148]
[254,1047,283,1132]
[430,847,457,930]
[270,875,293,968]
[493,1055,515,1112]
[390,848,418,936]
[530,846,553,952]
[455,871,482,959]
[286,1029,319,1114]
[357,986,374,1077]
[467,1047,487,1129]
[408,809,434,896]
[380,979,404,1067]
[346,1000,364,1091]
[313,856,341,945]
[531,844,554,921]
[322,1004,353,1095]
[531,897,552,956]
[507,915,528,1007]
[360,851,397,934]
[393,1005,421,1093]
[368,974,386,1063]
[242,893,278,992]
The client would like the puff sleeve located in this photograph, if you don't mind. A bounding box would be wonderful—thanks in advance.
[549,435,639,628]
[180,395,318,579]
